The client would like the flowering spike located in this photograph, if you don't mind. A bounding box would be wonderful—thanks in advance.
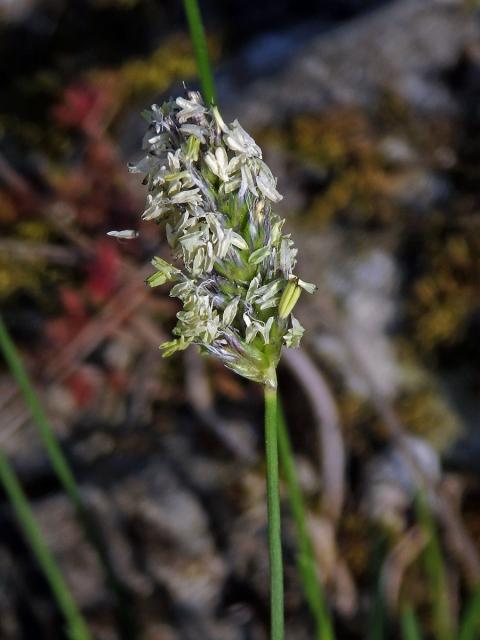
[125,91,314,386]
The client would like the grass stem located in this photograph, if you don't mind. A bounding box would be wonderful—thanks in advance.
[265,385,284,640]
[182,0,216,104]
[415,492,454,640]
[401,605,423,640]
[459,583,480,640]
[277,402,335,639]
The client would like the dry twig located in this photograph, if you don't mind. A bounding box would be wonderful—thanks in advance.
[282,347,346,524]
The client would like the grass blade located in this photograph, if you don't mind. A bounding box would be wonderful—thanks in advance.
[182,0,216,104]
[368,534,387,640]
[368,582,386,640]
[0,316,139,638]
[459,583,480,640]
[0,450,91,640]
[277,403,335,640]
[401,605,423,640]
[0,317,83,510]
[415,492,454,640]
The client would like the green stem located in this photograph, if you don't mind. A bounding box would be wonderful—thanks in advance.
[264,385,284,640]
[368,533,388,640]
[0,317,83,511]
[180,0,282,633]
[277,403,335,639]
[415,492,454,640]
[459,582,480,640]
[182,0,216,104]
[0,450,91,640]
[401,605,423,640]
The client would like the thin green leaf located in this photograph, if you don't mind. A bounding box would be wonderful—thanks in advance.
[415,492,454,640]
[368,534,387,640]
[401,605,423,640]
[0,316,138,638]
[0,317,83,510]
[277,402,335,640]
[0,450,91,640]
[369,587,386,640]
[459,582,480,640]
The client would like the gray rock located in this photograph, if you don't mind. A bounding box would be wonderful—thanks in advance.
[222,0,479,126]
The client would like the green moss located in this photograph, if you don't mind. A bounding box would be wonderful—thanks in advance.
[0,218,59,302]
[395,386,460,451]
[15,220,51,242]
[0,257,47,300]
[262,95,478,363]
[337,512,373,580]
[0,35,218,156]
[407,230,480,354]
[90,34,219,106]
[261,107,400,227]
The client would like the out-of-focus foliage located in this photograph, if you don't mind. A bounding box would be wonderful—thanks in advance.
[1,0,480,638]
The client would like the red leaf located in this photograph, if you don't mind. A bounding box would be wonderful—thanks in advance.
[85,240,121,303]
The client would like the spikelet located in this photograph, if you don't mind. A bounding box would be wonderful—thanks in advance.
[121,92,315,387]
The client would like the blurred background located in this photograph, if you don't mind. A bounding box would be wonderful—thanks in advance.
[1,0,480,638]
